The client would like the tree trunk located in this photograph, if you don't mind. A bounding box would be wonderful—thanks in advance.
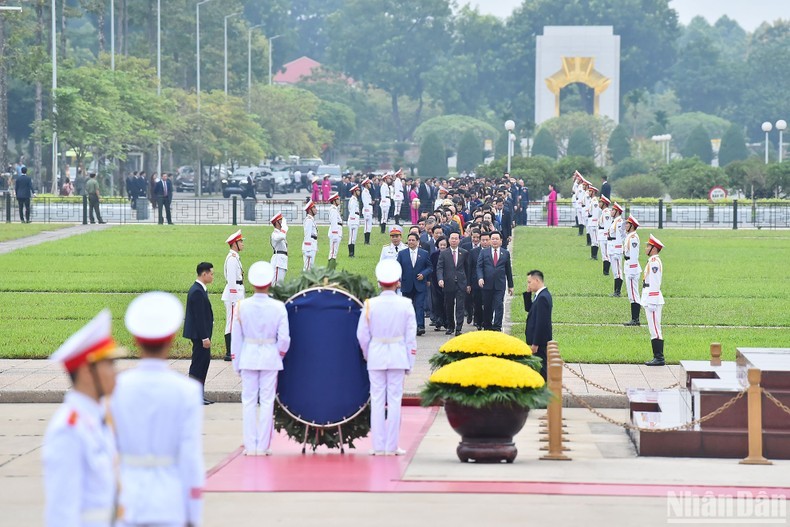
[60,0,67,59]
[34,0,45,184]
[0,16,8,172]
[122,0,128,56]
[405,93,424,142]
[391,92,403,143]
[97,10,105,54]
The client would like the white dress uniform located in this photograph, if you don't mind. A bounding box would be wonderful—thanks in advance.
[379,241,407,262]
[623,230,642,303]
[302,210,318,271]
[587,195,600,247]
[575,186,586,227]
[114,292,204,527]
[379,181,391,224]
[641,253,665,340]
[43,391,117,527]
[392,176,404,221]
[222,245,245,336]
[270,220,288,285]
[356,262,417,454]
[347,194,360,244]
[328,200,343,260]
[607,215,625,280]
[231,263,290,455]
[361,185,373,234]
[598,204,612,262]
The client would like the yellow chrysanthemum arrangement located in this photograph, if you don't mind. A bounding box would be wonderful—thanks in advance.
[429,330,542,373]
[421,356,551,409]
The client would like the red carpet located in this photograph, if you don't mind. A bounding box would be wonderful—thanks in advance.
[205,406,790,498]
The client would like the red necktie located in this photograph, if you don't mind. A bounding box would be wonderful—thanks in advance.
[453,250,457,266]
[493,249,498,266]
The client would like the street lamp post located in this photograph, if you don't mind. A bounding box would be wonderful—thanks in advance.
[196,0,214,196]
[247,24,262,111]
[110,0,114,70]
[268,34,281,86]
[762,121,773,165]
[504,120,515,174]
[776,120,787,163]
[651,134,672,164]
[156,0,161,177]
[51,0,58,194]
[224,12,241,97]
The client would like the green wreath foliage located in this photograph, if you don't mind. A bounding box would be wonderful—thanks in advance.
[429,351,543,373]
[270,266,377,451]
[421,382,552,410]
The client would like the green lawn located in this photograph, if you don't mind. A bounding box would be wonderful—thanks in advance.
[510,227,790,364]
[0,223,73,242]
[0,224,788,362]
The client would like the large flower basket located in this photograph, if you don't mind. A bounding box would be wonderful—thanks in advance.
[444,401,529,463]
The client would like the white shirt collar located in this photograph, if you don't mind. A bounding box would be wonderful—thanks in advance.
[195,279,207,291]
[535,286,546,297]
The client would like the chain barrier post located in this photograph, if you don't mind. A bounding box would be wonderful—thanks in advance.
[82,195,88,225]
[232,195,238,225]
[5,192,11,223]
[658,199,663,229]
[710,342,722,367]
[740,368,772,465]
[539,345,560,422]
[540,342,571,461]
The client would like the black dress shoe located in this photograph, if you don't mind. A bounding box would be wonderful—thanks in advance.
[644,358,665,366]
[623,320,640,326]
[416,328,425,336]
[466,315,473,324]
[434,326,443,331]
[455,330,462,336]
[203,398,214,405]
[223,355,232,362]
[445,328,454,335]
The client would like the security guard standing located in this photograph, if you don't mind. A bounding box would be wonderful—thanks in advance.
[361,179,374,245]
[269,212,288,285]
[347,184,361,257]
[641,235,666,366]
[43,310,126,527]
[608,203,625,296]
[231,261,291,456]
[327,192,343,269]
[302,199,318,271]
[356,260,417,455]
[222,230,245,361]
[623,215,642,326]
[113,292,204,527]
[379,225,407,262]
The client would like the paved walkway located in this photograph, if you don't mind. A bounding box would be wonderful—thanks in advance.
[0,223,110,255]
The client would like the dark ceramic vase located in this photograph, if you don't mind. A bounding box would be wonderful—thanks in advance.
[444,400,530,463]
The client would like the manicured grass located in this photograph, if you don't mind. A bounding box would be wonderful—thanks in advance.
[0,223,73,242]
[1,224,788,362]
[509,227,790,364]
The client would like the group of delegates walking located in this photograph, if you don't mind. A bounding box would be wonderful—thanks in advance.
[570,170,667,366]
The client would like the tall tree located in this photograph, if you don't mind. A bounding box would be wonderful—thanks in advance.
[328,0,451,141]
[531,128,557,159]
[681,125,713,164]
[718,124,749,167]
[418,132,447,179]
[456,129,483,173]
[567,128,595,158]
[608,124,631,164]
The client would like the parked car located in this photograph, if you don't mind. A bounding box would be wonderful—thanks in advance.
[221,174,256,199]
[316,164,343,190]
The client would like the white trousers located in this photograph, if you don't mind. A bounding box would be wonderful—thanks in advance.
[380,201,390,224]
[303,251,316,271]
[368,369,405,453]
[348,224,359,244]
[610,253,623,279]
[117,522,181,527]
[273,267,287,286]
[393,199,403,219]
[645,304,663,340]
[589,226,598,247]
[625,274,641,303]
[328,236,341,259]
[576,208,585,225]
[223,301,237,334]
[599,230,609,260]
[240,369,278,453]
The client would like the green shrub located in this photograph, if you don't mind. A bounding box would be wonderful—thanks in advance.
[610,157,649,181]
[456,129,483,173]
[531,128,557,159]
[681,124,713,164]
[607,124,631,164]
[567,128,595,158]
[418,133,449,179]
[613,174,667,199]
[718,124,749,167]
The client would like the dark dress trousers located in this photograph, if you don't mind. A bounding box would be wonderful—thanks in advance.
[468,245,484,328]
[476,247,514,331]
[396,247,432,329]
[524,288,553,381]
[14,174,33,222]
[183,281,214,384]
[436,247,470,332]
[154,178,173,224]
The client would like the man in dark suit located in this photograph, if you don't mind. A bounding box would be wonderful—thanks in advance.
[418,178,433,215]
[523,269,553,381]
[154,173,174,224]
[183,262,215,404]
[14,167,34,223]
[468,230,488,330]
[436,232,471,336]
[396,232,432,335]
[601,175,611,202]
[476,231,514,331]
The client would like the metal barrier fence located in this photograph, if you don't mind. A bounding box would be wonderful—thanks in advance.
[2,192,790,228]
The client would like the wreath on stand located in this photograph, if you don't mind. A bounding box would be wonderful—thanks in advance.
[270,266,377,451]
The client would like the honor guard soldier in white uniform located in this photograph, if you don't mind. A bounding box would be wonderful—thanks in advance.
[231,261,291,456]
[302,199,318,271]
[574,172,587,237]
[222,230,245,361]
[379,174,392,233]
[571,171,580,230]
[392,169,404,224]
[361,179,374,245]
[622,215,642,326]
[608,202,625,296]
[641,235,665,366]
[379,225,407,262]
[587,185,601,260]
[327,192,343,269]
[43,310,126,527]
[113,292,204,527]
[270,212,288,285]
[597,195,611,264]
[347,184,361,257]
[356,260,417,455]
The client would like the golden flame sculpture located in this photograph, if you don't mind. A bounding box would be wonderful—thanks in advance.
[545,57,611,117]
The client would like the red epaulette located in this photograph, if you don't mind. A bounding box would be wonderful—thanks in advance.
[67,410,79,427]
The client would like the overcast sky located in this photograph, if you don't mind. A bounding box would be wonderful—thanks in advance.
[469,0,790,31]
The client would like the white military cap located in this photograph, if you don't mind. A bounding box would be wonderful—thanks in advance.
[50,309,126,373]
[226,229,244,245]
[125,292,184,345]
[375,259,401,286]
[248,261,275,288]
[304,199,315,212]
